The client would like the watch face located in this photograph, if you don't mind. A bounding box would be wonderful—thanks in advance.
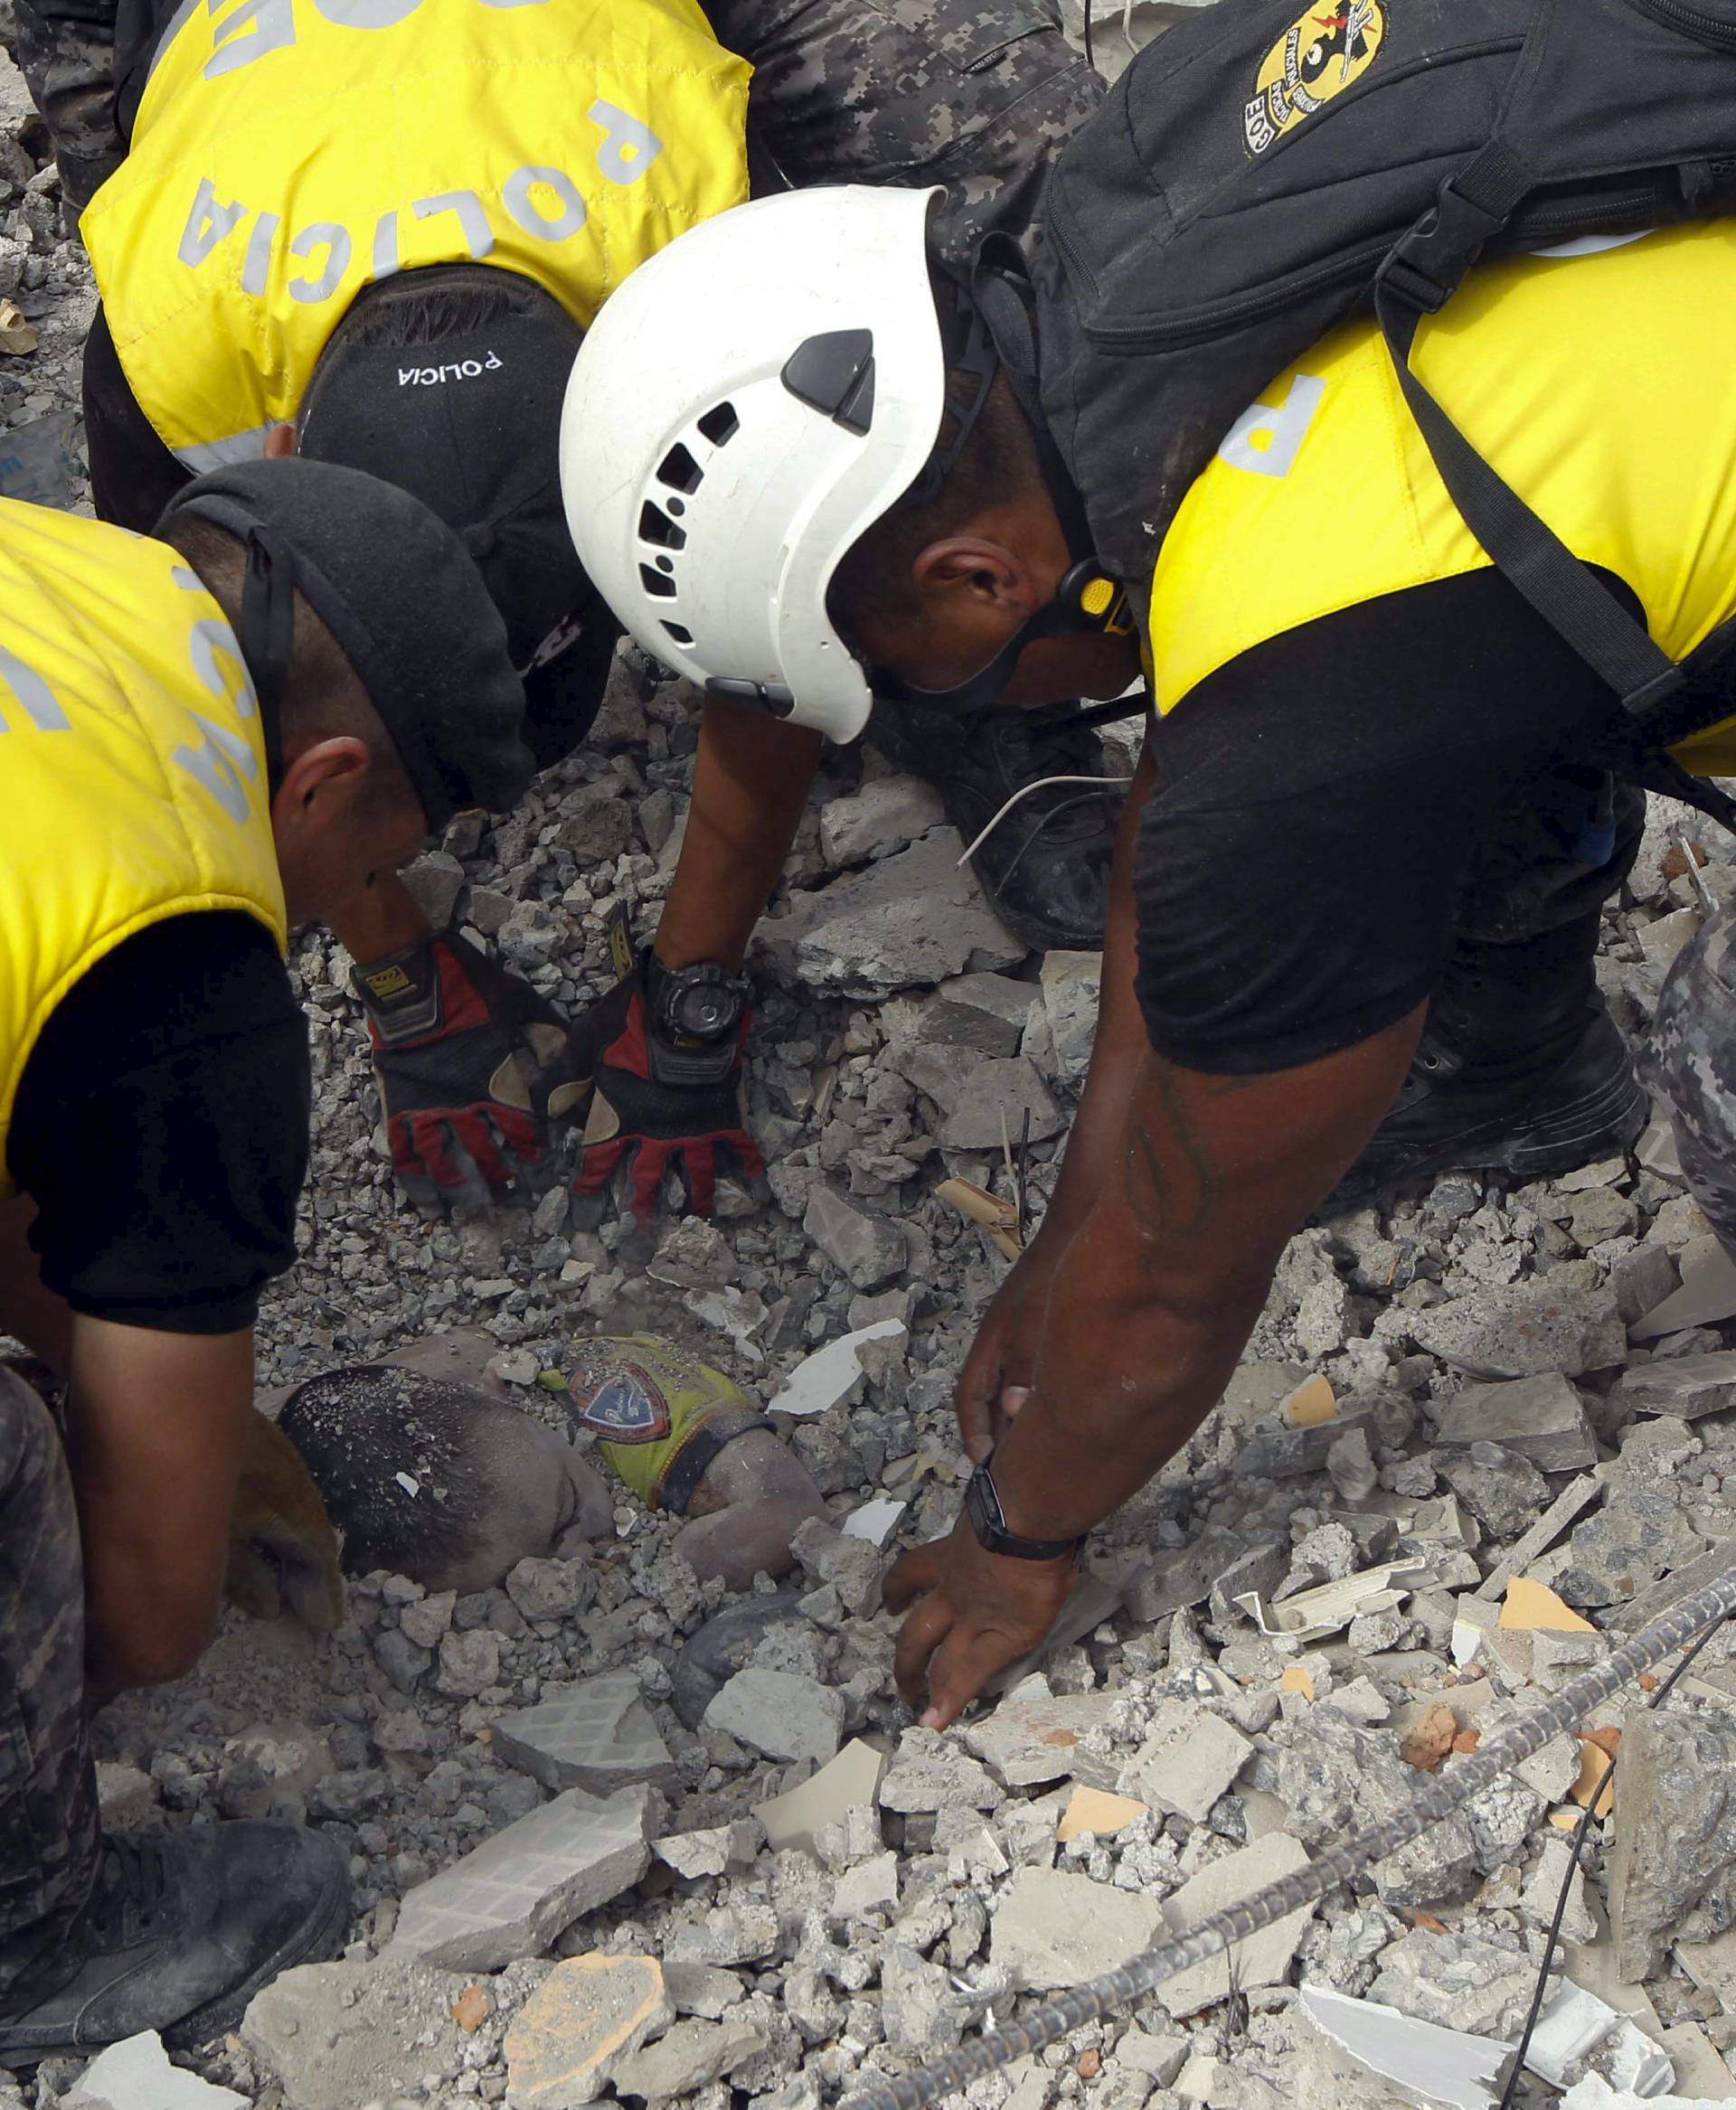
[668,975,741,1041]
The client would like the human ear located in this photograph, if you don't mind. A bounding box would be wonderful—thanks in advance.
[910,536,1045,622]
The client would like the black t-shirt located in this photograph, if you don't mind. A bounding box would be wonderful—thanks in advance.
[8,913,311,1333]
[1131,569,1644,1075]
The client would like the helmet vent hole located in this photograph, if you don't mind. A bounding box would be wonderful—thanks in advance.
[696,401,740,447]
[656,443,703,494]
[638,563,677,600]
[663,621,693,646]
[638,502,686,551]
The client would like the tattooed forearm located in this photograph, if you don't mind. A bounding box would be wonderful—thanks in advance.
[1120,1053,1222,1248]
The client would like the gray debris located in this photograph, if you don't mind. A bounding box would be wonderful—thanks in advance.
[990,1868,1167,1991]
[493,1671,677,1794]
[702,1667,845,1765]
[1609,1705,1736,1979]
[1401,1279,1628,1378]
[242,1956,476,2110]
[1430,1371,1599,1470]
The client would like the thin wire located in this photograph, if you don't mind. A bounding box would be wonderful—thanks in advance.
[1494,1609,1734,2108]
[954,775,1134,870]
[842,1560,1736,2110]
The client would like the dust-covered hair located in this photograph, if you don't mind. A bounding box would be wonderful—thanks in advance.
[278,1366,504,1579]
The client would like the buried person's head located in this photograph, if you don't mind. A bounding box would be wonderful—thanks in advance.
[277,1365,611,1595]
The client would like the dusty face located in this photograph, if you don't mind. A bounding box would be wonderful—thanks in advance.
[410,1409,615,1595]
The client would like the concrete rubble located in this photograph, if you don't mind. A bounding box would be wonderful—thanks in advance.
[5,28,1736,2105]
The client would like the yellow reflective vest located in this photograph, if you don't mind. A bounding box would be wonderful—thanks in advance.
[0,500,284,1194]
[1148,220,1736,777]
[81,0,750,471]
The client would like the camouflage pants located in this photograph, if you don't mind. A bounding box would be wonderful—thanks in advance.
[0,1371,99,2006]
[1653,903,1736,1258]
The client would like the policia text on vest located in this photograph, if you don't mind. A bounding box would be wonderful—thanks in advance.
[80,0,750,471]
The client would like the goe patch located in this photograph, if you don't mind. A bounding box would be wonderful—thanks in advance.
[1244,2,1386,157]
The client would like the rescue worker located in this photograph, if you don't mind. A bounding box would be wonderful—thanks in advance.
[17,0,1116,1220]
[0,457,533,2059]
[555,173,1736,1722]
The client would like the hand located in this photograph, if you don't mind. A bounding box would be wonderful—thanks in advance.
[564,953,765,1224]
[225,1411,344,1634]
[354,932,566,1212]
[955,1237,1067,1464]
[883,1518,1077,1729]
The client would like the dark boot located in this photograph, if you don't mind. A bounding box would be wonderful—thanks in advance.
[1325,922,1646,1214]
[0,1823,350,2066]
[868,700,1122,952]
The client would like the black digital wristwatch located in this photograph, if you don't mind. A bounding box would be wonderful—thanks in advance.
[645,953,749,1043]
[963,1451,1088,1563]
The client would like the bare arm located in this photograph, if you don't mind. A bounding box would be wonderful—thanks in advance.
[64,1319,252,1695]
[894,1004,1423,1722]
[654,696,824,970]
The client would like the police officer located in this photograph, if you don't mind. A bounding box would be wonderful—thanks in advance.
[552,171,1736,1723]
[0,457,532,2059]
[18,0,1117,1220]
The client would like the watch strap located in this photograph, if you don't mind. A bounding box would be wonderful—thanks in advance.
[965,1454,1087,1562]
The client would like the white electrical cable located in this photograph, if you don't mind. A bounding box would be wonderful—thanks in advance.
[954,775,1136,870]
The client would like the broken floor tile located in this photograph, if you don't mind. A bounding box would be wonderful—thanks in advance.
[502,1954,674,2109]
[389,1784,654,1971]
[754,1738,886,1856]
[68,2032,247,2110]
[1297,1984,1510,2110]
[1629,1237,1736,1342]
[654,1821,759,1880]
[989,1867,1165,1991]
[1432,1372,1598,1471]
[492,1671,676,1796]
[241,1957,476,2110]
[703,1666,844,1766]
[767,1321,906,1418]
[1057,1785,1149,1843]
[1237,1562,1430,1644]
[1118,1703,1252,1823]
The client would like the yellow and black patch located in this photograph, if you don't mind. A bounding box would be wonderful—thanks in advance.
[362,964,413,1000]
[1244,2,1385,157]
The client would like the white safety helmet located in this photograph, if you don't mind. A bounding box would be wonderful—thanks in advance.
[560,185,947,745]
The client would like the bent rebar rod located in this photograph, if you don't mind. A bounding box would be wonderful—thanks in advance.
[844,1560,1736,2110]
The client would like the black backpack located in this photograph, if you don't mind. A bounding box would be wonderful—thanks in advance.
[1021,0,1736,780]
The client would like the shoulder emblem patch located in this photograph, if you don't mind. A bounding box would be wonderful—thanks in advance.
[1244,2,1385,157]
[571,1362,672,1446]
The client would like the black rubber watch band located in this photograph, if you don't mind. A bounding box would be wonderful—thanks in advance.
[964,1453,1088,1563]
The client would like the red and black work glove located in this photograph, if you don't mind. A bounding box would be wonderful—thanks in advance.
[354,932,569,1213]
[565,950,766,1225]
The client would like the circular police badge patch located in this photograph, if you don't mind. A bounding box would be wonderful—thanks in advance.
[571,1361,672,1445]
[1244,2,1386,156]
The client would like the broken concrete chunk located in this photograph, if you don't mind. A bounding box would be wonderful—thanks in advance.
[753,828,1024,997]
[1609,1705,1736,1980]
[818,774,946,866]
[1615,1351,1736,1420]
[1297,1985,1511,2110]
[832,1848,900,1919]
[502,1955,674,2109]
[963,1689,1118,1789]
[71,2032,248,2110]
[654,1821,759,1880]
[1474,1474,1603,1603]
[1432,1372,1598,1471]
[1157,1833,1316,2018]
[803,1182,907,1292]
[1629,1236,1736,1341]
[880,1731,1005,1813]
[703,1667,844,1765]
[492,1672,676,1796]
[1039,950,1102,1087]
[1127,1526,1257,1624]
[242,1957,476,2110]
[1561,2083,1724,2109]
[1118,1703,1253,1823]
[1404,1279,1627,1379]
[390,1784,654,1971]
[754,1738,886,1856]
[1371,1928,1552,2041]
[989,1867,1166,1991]
[789,1515,885,1617]
[1438,1445,1552,1538]
[612,2014,768,2101]
[1557,1489,1710,1611]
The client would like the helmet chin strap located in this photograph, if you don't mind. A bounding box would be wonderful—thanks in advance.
[867,557,1133,721]
[866,240,1138,726]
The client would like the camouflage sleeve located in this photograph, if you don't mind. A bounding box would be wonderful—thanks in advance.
[707,0,1103,259]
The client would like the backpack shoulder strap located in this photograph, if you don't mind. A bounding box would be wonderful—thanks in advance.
[1375,140,1686,726]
